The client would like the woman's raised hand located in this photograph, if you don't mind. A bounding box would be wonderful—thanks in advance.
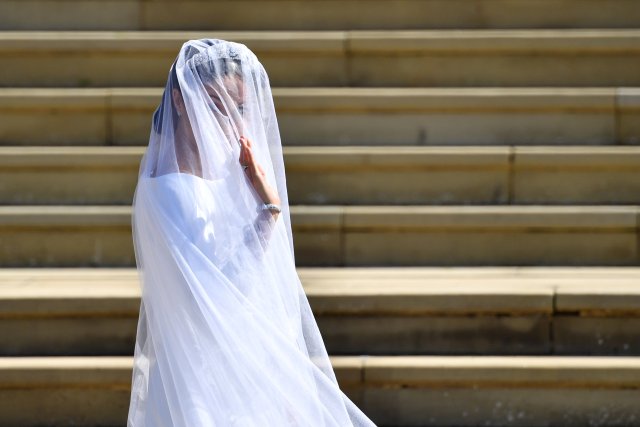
[239,136,281,214]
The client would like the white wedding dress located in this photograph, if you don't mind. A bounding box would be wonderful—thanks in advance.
[127,39,377,426]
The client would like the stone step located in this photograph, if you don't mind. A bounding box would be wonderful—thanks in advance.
[0,205,637,267]
[1,30,640,87]
[1,0,638,31]
[1,87,638,146]
[1,267,639,356]
[2,145,640,205]
[0,355,638,426]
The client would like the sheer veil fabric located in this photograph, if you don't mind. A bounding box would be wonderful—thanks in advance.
[127,39,377,426]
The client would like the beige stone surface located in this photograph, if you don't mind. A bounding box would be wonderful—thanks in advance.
[0,145,510,204]
[345,232,637,266]
[0,356,364,426]
[0,206,133,267]
[1,1,639,426]
[0,267,559,314]
[0,87,626,146]
[0,31,346,87]
[555,279,640,312]
[318,315,550,355]
[0,205,637,266]
[1,267,638,355]
[286,146,511,204]
[349,30,640,87]
[513,146,640,204]
[0,146,140,204]
[618,87,640,145]
[363,355,640,385]
[1,30,640,87]
[554,317,640,355]
[3,146,640,205]
[1,355,639,426]
[365,387,640,426]
[2,0,640,31]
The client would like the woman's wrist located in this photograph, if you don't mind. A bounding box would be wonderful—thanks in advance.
[261,202,281,221]
[262,203,281,212]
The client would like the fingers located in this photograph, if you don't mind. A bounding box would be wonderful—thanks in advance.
[239,135,252,150]
[239,137,249,165]
[240,136,266,186]
[239,137,255,183]
[244,143,255,166]
[240,136,255,166]
[239,136,250,165]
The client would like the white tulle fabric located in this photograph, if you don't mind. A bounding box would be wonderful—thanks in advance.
[127,39,377,426]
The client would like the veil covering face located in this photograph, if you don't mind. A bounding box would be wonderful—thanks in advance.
[127,39,377,426]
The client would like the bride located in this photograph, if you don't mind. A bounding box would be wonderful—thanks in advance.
[126,38,378,426]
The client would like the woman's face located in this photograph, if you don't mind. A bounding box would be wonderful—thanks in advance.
[171,73,246,152]
[203,74,245,147]
[205,75,245,119]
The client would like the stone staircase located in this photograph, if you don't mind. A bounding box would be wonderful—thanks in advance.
[1,1,639,426]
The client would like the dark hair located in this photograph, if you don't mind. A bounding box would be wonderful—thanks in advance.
[152,40,243,134]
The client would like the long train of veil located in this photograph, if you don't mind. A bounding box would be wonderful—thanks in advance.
[127,38,378,426]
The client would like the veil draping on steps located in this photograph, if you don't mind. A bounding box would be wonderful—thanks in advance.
[127,39,377,427]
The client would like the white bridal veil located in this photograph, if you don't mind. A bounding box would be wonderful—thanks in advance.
[127,39,377,426]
